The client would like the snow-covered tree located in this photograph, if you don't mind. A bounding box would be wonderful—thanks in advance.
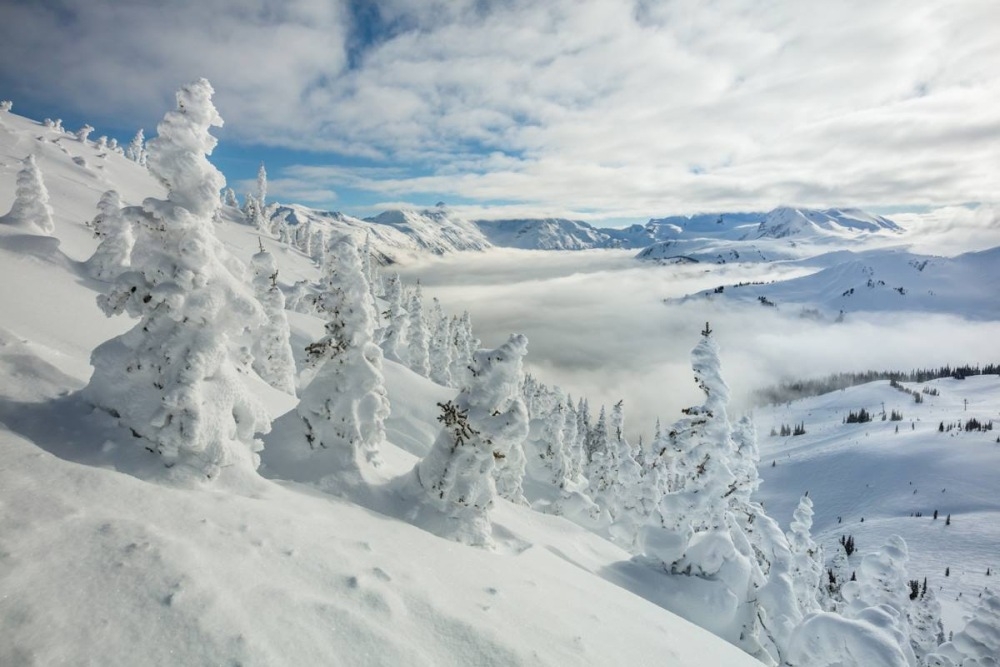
[414,334,530,546]
[406,286,430,376]
[256,162,267,209]
[297,236,389,485]
[428,298,452,386]
[249,247,296,394]
[379,273,408,363]
[85,78,270,480]
[85,190,134,281]
[787,494,824,615]
[222,187,238,207]
[2,154,55,234]
[125,128,147,165]
[0,100,12,112]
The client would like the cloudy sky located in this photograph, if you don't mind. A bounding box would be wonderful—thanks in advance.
[1,0,998,224]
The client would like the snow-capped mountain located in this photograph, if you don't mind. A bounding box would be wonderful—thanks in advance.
[474,217,611,250]
[366,207,491,253]
[754,207,903,239]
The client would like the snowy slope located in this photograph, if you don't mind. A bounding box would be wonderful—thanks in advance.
[675,246,1000,319]
[754,376,1000,632]
[0,108,761,666]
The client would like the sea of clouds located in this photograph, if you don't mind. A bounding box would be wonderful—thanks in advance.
[397,248,1000,443]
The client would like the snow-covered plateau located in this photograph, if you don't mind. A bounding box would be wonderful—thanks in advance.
[1,85,998,667]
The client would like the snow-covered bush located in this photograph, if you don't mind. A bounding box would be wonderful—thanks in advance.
[297,236,389,486]
[414,334,530,546]
[75,124,94,143]
[85,78,270,481]
[0,100,12,112]
[2,154,55,234]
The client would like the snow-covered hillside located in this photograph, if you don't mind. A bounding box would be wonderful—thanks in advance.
[674,246,1000,319]
[755,375,1000,633]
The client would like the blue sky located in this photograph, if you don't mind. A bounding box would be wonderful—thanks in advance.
[1,0,998,226]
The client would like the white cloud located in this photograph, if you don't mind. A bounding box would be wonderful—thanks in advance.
[3,0,998,218]
[394,249,1000,442]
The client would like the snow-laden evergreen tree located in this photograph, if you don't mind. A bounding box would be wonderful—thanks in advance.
[242,193,269,232]
[635,326,782,664]
[256,162,267,209]
[562,395,585,484]
[787,494,824,615]
[360,232,379,303]
[907,582,945,663]
[414,334,530,546]
[308,224,327,265]
[448,310,478,387]
[379,273,408,363]
[585,407,615,511]
[249,247,296,394]
[0,100,12,112]
[610,400,644,516]
[125,128,147,165]
[85,190,135,281]
[297,236,390,486]
[2,154,55,234]
[85,78,270,480]
[407,286,430,376]
[428,298,453,386]
[222,187,239,207]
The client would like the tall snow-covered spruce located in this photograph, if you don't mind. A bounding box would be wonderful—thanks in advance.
[412,334,530,547]
[296,235,390,487]
[85,79,270,481]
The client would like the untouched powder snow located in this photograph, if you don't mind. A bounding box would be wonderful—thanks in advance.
[0,108,760,666]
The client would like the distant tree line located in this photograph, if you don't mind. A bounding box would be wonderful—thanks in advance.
[753,363,1000,406]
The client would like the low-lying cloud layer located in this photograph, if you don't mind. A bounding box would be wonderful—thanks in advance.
[396,249,1000,442]
[2,1,997,219]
